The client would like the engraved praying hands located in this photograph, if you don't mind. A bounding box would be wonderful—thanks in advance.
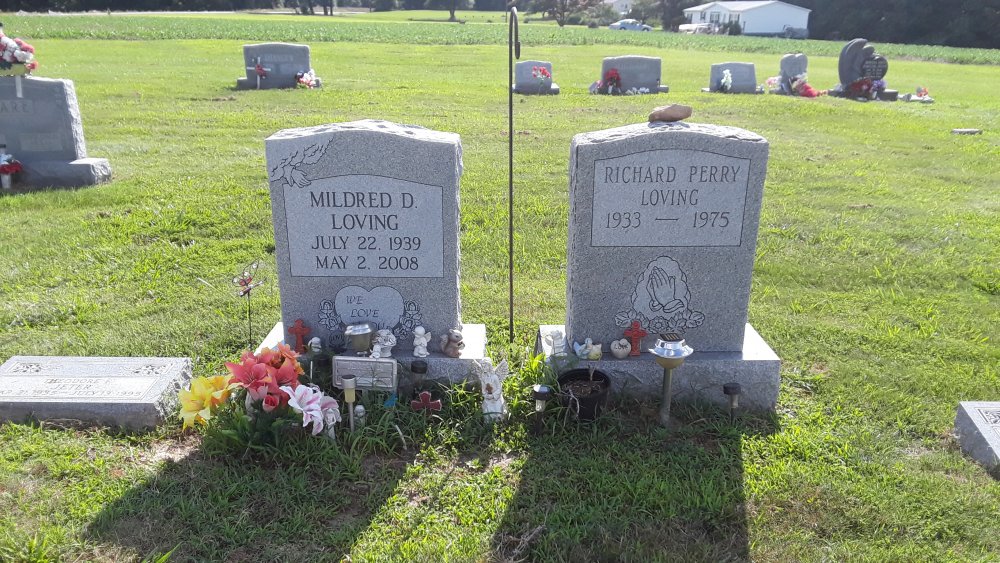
[646,267,684,314]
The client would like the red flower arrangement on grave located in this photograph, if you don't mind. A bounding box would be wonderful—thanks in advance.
[601,68,622,94]
[0,155,22,175]
[0,26,38,75]
[531,65,551,83]
[254,63,267,78]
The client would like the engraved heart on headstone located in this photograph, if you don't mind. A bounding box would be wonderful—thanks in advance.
[861,55,888,80]
[334,285,405,332]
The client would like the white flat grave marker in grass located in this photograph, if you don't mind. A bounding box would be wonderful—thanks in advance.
[0,356,191,430]
[956,401,1000,477]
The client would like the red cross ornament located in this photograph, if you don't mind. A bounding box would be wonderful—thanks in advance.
[410,391,442,413]
[288,319,311,353]
[624,320,647,357]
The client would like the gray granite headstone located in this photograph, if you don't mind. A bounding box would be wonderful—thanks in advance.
[236,43,317,90]
[265,120,463,353]
[567,122,769,352]
[513,60,560,95]
[0,356,191,429]
[709,62,757,93]
[955,401,1000,477]
[779,53,808,93]
[601,56,668,93]
[550,121,780,410]
[0,76,112,188]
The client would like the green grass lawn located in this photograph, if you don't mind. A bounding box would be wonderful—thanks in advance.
[0,12,998,562]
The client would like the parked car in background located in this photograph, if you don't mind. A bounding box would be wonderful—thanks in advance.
[609,19,652,31]
[678,23,714,34]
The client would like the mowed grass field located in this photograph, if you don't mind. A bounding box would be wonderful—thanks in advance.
[0,11,999,562]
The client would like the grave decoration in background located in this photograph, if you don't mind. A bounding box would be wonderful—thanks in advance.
[0,144,22,189]
[705,62,761,94]
[0,22,37,76]
[0,356,191,430]
[179,345,343,443]
[259,119,490,405]
[591,56,669,95]
[766,54,824,97]
[901,86,934,103]
[831,38,897,101]
[236,43,322,90]
[475,359,508,422]
[512,60,560,95]
[538,116,781,412]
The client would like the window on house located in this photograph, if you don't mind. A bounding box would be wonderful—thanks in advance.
[710,12,720,22]
[699,12,706,21]
[686,14,693,22]
[732,14,740,23]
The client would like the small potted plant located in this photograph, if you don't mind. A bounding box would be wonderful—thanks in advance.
[557,364,611,421]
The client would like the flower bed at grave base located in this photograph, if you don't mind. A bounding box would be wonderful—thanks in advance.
[179,344,343,447]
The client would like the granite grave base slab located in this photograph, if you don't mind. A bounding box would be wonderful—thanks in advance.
[259,321,489,385]
[537,323,780,411]
[21,157,112,188]
[511,83,561,95]
[955,401,1000,477]
[0,356,191,430]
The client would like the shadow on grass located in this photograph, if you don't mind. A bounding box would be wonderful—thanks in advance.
[492,401,779,562]
[84,400,420,560]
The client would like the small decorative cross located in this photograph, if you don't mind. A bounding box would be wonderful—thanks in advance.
[288,319,310,353]
[624,320,647,357]
[245,57,271,90]
[410,390,442,413]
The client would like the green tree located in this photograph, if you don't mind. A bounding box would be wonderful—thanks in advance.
[536,0,601,26]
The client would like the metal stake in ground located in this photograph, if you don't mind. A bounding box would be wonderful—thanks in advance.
[233,260,264,350]
[507,6,520,344]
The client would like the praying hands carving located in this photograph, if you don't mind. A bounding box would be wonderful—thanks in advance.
[646,266,685,314]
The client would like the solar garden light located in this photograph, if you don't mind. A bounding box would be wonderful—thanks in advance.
[532,384,553,435]
[723,382,742,422]
[649,333,694,428]
[345,322,374,356]
[342,374,357,432]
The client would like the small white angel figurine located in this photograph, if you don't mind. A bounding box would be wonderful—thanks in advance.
[370,329,397,359]
[475,359,509,422]
[412,326,431,358]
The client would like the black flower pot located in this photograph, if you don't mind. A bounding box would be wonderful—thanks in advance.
[558,368,611,421]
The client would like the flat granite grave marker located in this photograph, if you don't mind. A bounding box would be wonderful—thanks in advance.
[512,60,560,95]
[600,56,669,94]
[955,401,1000,477]
[707,62,759,93]
[236,43,320,90]
[263,119,487,382]
[0,356,191,429]
[0,76,111,187]
[541,121,780,410]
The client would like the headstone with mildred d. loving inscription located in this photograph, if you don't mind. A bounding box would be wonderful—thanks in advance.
[0,356,191,429]
[264,119,487,381]
[551,121,781,410]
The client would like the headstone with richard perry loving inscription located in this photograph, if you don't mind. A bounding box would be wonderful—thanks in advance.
[236,43,319,90]
[0,356,191,429]
[544,121,780,410]
[0,76,112,187]
[263,119,486,381]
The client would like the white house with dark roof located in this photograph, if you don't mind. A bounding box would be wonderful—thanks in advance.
[683,1,810,36]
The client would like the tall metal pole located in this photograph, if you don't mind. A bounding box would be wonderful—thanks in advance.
[508,7,520,344]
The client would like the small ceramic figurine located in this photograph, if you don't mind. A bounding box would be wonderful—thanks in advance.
[573,338,603,361]
[610,338,631,359]
[439,328,465,358]
[308,337,322,354]
[353,404,367,430]
[475,359,509,422]
[370,329,397,359]
[412,326,431,358]
[542,329,567,356]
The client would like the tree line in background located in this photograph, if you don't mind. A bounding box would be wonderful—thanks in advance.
[4,0,998,49]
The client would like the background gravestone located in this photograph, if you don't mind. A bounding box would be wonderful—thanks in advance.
[0,356,191,429]
[955,402,1000,476]
[550,121,780,409]
[264,119,486,379]
[708,62,758,93]
[0,77,111,187]
[779,53,808,93]
[512,60,559,95]
[236,43,318,90]
[838,38,877,86]
[601,56,669,93]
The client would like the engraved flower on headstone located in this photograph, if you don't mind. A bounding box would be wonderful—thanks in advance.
[10,362,42,374]
[981,409,1000,425]
[317,299,342,330]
